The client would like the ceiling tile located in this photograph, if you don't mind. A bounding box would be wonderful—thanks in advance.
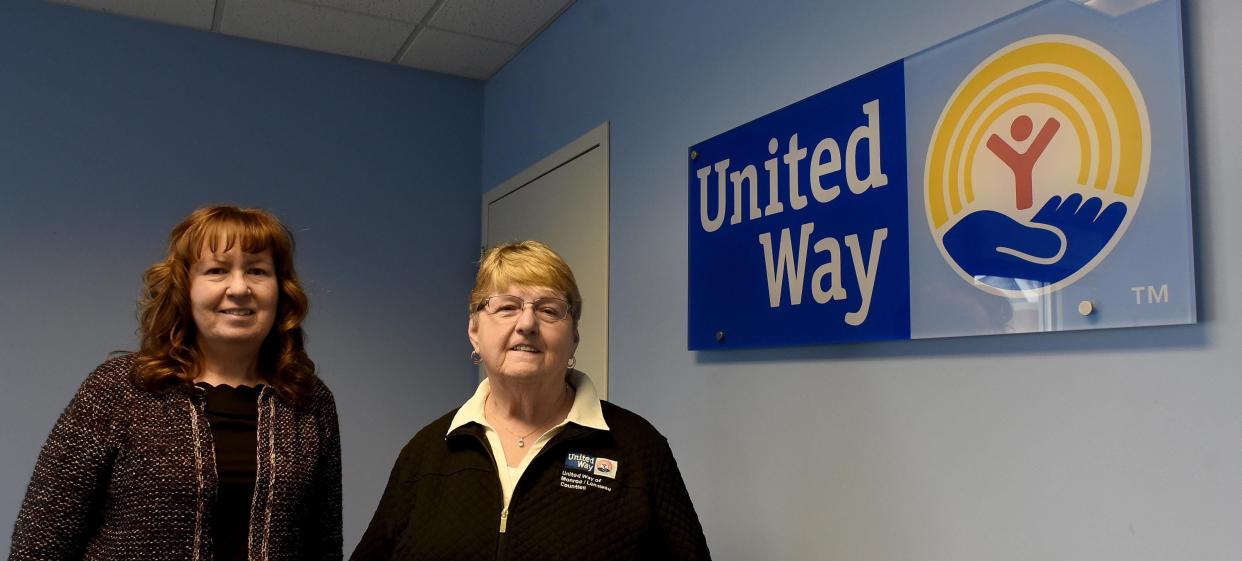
[429,0,573,45]
[221,0,415,63]
[293,0,437,24]
[399,27,518,80]
[48,0,216,30]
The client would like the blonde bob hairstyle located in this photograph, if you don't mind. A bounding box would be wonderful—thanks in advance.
[469,241,582,325]
[133,205,316,406]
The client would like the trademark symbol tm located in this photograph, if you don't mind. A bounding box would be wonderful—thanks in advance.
[1131,284,1168,304]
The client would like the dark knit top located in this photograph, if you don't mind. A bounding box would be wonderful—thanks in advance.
[9,355,342,561]
[197,382,262,561]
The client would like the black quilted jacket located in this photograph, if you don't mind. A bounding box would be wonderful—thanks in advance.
[351,402,711,561]
[9,354,342,561]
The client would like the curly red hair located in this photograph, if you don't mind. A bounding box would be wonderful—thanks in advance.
[133,205,316,406]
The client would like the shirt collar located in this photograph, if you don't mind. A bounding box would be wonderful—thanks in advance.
[447,369,609,436]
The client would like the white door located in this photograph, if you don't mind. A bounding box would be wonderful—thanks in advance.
[482,123,609,399]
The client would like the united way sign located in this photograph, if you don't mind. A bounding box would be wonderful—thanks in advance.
[687,0,1195,349]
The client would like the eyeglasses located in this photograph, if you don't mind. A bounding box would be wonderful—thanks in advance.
[480,295,572,323]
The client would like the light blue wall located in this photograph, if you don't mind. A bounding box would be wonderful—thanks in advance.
[483,1,1241,560]
[5,0,1239,558]
[0,0,482,551]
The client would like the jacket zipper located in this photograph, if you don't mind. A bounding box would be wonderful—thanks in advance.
[462,432,509,534]
[461,432,509,560]
[461,425,596,560]
[495,428,595,535]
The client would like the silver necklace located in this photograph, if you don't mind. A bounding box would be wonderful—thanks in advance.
[508,426,541,448]
[492,384,572,448]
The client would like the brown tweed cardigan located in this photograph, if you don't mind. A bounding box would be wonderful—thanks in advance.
[9,354,342,561]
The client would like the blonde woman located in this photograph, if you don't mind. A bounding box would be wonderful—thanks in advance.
[353,241,709,561]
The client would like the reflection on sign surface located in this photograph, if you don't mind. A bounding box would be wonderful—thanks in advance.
[688,0,1194,349]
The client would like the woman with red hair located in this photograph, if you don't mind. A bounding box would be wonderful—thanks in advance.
[10,205,341,561]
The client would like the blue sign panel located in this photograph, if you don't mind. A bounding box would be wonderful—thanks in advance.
[688,62,910,349]
[689,0,1194,349]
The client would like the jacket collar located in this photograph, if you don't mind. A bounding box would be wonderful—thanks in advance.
[447,370,609,439]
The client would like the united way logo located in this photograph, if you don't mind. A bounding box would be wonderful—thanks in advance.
[925,35,1149,296]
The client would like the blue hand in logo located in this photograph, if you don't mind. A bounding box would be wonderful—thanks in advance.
[942,194,1127,286]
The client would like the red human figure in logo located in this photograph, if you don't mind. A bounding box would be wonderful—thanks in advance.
[986,114,1061,210]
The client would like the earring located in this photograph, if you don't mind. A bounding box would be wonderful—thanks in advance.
[470,351,482,365]
[567,356,576,369]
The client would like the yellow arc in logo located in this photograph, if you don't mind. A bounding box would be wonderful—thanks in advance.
[926,34,1150,229]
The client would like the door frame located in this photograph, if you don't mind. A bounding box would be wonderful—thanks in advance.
[482,122,610,244]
